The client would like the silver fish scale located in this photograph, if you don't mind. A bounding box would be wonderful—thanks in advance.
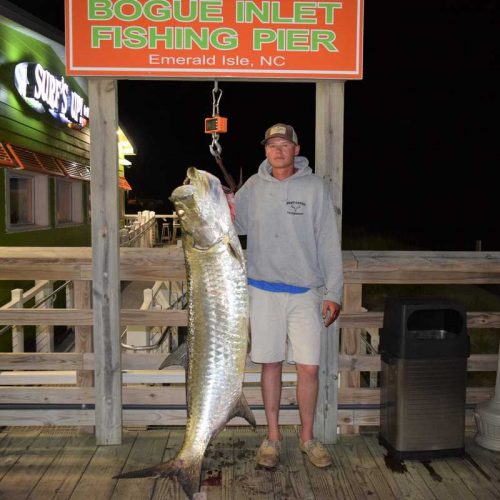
[179,239,248,457]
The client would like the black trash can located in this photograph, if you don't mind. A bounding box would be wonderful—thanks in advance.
[379,298,469,460]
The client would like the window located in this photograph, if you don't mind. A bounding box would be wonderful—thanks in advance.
[56,178,84,225]
[7,171,49,230]
[56,179,72,223]
[9,176,33,224]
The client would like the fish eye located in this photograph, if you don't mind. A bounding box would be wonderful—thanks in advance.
[177,209,185,218]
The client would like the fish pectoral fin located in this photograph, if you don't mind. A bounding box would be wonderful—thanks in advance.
[227,237,245,270]
[159,342,188,369]
[229,394,257,429]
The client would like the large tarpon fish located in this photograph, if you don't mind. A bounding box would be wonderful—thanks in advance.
[115,167,255,499]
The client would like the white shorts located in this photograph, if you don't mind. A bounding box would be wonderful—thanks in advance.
[248,286,324,365]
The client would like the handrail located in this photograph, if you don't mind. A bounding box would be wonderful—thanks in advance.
[121,210,158,248]
[120,287,188,351]
[0,280,71,337]
[122,218,156,247]
[121,326,174,352]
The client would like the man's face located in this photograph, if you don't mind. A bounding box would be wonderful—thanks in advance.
[265,138,300,170]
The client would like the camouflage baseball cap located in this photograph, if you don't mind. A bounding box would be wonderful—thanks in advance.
[261,123,298,145]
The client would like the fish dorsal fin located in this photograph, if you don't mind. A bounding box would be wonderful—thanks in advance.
[158,343,191,416]
[158,342,188,370]
[228,394,256,429]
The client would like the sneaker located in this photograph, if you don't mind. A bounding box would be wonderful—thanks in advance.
[256,438,281,468]
[300,439,332,468]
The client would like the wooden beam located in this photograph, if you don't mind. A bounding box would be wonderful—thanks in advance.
[0,386,492,406]
[0,308,496,329]
[89,78,122,445]
[0,352,496,373]
[314,80,345,444]
[0,246,186,280]
[0,248,500,282]
[0,353,83,370]
[0,308,188,325]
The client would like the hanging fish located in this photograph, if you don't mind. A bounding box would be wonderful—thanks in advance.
[115,167,255,499]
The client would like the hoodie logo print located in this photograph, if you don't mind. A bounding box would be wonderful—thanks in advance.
[286,200,306,215]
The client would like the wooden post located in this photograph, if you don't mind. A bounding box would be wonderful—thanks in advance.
[314,80,344,444]
[74,280,94,433]
[341,283,363,433]
[89,78,122,445]
[35,280,54,352]
[11,289,23,353]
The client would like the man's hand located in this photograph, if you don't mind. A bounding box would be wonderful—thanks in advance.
[322,300,341,327]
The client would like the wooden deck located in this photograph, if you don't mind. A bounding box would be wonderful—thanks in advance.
[1,426,500,499]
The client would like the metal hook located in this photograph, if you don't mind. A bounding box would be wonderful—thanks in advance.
[212,80,223,116]
[209,136,222,157]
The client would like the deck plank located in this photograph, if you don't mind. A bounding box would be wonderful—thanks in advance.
[362,435,430,499]
[0,428,71,499]
[399,460,440,499]
[69,432,136,500]
[444,455,500,500]
[112,429,170,500]
[409,459,476,500]
[302,441,353,500]
[0,428,41,482]
[202,428,234,500]
[272,426,316,500]
[28,433,96,500]
[463,436,500,497]
[1,426,500,499]
[339,435,396,499]
[334,436,375,499]
[150,428,186,500]
[232,426,274,499]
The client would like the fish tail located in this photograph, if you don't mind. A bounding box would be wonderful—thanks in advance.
[114,457,203,500]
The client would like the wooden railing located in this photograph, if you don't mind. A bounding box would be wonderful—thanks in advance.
[124,279,186,354]
[0,248,498,431]
[121,211,158,247]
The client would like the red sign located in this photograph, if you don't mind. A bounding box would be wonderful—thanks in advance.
[66,0,363,80]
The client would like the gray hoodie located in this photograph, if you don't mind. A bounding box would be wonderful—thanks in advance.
[235,156,343,304]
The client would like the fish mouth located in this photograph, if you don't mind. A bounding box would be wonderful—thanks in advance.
[169,168,231,248]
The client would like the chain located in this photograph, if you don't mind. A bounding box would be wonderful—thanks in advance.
[209,80,223,159]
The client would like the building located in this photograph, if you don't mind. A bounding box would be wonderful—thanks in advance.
[0,0,134,249]
[0,1,134,348]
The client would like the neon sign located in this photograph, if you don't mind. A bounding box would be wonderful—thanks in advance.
[14,62,90,128]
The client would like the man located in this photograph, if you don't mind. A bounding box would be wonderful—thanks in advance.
[234,123,343,468]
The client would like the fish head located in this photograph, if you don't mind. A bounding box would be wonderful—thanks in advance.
[170,167,231,249]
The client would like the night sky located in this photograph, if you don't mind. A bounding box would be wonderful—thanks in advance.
[4,0,500,250]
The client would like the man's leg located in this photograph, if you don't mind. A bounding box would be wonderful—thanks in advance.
[296,362,332,467]
[261,361,283,441]
[296,363,319,443]
[255,361,283,467]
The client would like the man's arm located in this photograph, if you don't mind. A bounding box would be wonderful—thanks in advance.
[317,182,343,305]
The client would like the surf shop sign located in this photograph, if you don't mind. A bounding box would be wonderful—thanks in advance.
[65,0,364,79]
[15,63,90,128]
